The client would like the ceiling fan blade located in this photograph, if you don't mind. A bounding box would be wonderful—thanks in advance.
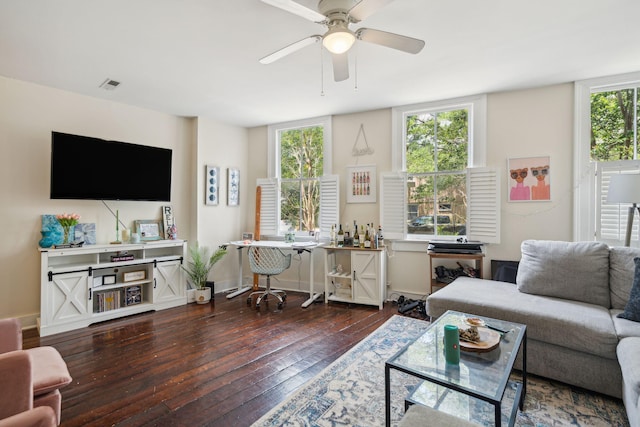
[348,0,396,22]
[356,28,425,54]
[332,52,349,82]
[261,0,326,23]
[260,35,322,64]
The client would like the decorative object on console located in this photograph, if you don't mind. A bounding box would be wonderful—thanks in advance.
[607,173,640,247]
[123,270,146,282]
[162,205,176,239]
[227,167,240,206]
[135,219,162,241]
[74,223,96,245]
[40,215,64,247]
[102,274,116,286]
[346,164,376,203]
[617,257,640,322]
[507,156,551,202]
[205,165,220,206]
[182,242,228,304]
[110,209,122,244]
[56,212,80,244]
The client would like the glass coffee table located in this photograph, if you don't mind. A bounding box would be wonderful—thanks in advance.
[385,310,527,427]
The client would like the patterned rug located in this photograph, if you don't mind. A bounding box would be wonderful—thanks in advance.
[252,315,629,427]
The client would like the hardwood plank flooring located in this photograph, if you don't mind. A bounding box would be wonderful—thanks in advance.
[23,291,398,426]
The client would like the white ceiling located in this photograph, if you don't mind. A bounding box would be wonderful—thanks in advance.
[0,0,638,128]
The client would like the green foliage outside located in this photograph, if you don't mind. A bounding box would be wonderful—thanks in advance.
[591,88,639,161]
[280,126,323,232]
[406,109,468,234]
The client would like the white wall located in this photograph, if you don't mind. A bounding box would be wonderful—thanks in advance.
[245,83,575,300]
[195,118,249,290]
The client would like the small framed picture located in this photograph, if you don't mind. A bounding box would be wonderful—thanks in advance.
[102,274,116,286]
[93,276,103,288]
[242,232,254,241]
[507,156,551,202]
[124,270,146,282]
[227,167,240,206]
[205,165,220,206]
[135,219,163,241]
[346,164,376,203]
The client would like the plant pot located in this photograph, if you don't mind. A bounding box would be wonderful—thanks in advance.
[205,281,215,301]
[194,287,211,304]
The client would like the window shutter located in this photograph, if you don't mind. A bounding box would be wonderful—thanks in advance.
[380,172,407,240]
[467,167,500,244]
[257,178,279,236]
[597,161,640,244]
[320,175,339,236]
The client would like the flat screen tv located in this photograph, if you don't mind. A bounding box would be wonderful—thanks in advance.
[50,132,172,201]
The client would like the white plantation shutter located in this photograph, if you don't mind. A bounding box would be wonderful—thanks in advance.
[380,172,407,240]
[319,175,339,236]
[597,161,640,244]
[257,178,279,236]
[466,167,500,244]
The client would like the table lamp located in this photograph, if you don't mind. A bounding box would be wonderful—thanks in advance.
[607,173,640,246]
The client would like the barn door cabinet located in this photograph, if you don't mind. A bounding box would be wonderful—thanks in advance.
[39,240,186,337]
[322,246,386,309]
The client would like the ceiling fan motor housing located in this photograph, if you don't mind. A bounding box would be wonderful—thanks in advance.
[319,0,360,22]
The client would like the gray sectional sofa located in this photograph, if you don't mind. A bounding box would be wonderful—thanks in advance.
[425,240,640,427]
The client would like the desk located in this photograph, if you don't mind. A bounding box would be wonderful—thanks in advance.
[227,240,322,307]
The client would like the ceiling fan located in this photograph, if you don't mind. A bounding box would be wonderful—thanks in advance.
[259,0,425,82]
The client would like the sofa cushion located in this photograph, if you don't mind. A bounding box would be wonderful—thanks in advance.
[609,246,640,310]
[611,309,640,338]
[617,338,640,416]
[426,277,619,360]
[516,240,610,307]
[618,257,640,322]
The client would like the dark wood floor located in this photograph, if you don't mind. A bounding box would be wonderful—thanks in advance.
[24,291,398,426]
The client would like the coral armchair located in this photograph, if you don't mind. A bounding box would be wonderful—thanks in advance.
[0,351,56,427]
[0,319,71,425]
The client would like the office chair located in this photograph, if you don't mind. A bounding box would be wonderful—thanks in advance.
[246,247,291,309]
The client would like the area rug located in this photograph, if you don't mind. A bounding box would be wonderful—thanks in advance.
[252,315,629,427]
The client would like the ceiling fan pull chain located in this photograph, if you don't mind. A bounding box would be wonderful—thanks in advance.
[320,44,325,96]
[354,43,359,91]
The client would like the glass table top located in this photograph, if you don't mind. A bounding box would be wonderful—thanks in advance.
[387,310,526,402]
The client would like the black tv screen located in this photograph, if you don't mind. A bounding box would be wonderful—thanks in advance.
[50,132,172,201]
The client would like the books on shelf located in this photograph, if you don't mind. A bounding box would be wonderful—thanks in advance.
[96,290,121,313]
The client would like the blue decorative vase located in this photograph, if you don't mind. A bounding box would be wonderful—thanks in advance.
[39,230,56,248]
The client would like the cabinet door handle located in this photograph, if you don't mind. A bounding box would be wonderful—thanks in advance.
[89,288,92,300]
[353,270,356,281]
[154,278,157,289]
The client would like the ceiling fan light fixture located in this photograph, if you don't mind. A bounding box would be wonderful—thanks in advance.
[323,26,355,54]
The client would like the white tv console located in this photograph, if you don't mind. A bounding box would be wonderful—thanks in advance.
[39,240,187,337]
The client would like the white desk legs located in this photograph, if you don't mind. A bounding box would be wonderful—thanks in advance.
[301,250,322,308]
[226,246,252,299]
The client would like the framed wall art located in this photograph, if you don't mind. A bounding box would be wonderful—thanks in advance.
[507,156,551,202]
[205,165,220,206]
[346,164,376,203]
[227,167,240,206]
[134,219,162,241]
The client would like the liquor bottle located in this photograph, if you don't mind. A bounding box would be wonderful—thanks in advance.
[330,224,337,246]
[364,225,371,248]
[353,223,360,247]
[337,224,344,247]
[378,225,384,247]
[360,225,365,248]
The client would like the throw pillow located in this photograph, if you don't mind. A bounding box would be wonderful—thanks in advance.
[618,257,640,322]
[516,240,610,307]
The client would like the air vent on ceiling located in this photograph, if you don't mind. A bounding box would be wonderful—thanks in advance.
[99,78,121,90]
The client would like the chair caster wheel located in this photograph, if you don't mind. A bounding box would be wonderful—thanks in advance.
[246,297,251,305]
[282,295,287,301]
[277,302,283,310]
[255,303,260,310]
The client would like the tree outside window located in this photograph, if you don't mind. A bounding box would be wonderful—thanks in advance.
[278,126,324,233]
[405,108,468,236]
[591,87,639,162]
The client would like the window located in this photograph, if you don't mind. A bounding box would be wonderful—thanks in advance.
[384,95,497,242]
[574,72,640,244]
[262,116,337,237]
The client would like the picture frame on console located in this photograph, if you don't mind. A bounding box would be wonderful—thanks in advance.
[135,219,162,241]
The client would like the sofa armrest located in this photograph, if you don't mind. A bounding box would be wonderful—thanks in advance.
[0,351,33,419]
[0,319,22,354]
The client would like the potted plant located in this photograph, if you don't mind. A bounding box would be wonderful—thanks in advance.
[182,242,227,304]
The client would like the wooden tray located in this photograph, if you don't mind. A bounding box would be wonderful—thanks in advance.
[459,328,501,353]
